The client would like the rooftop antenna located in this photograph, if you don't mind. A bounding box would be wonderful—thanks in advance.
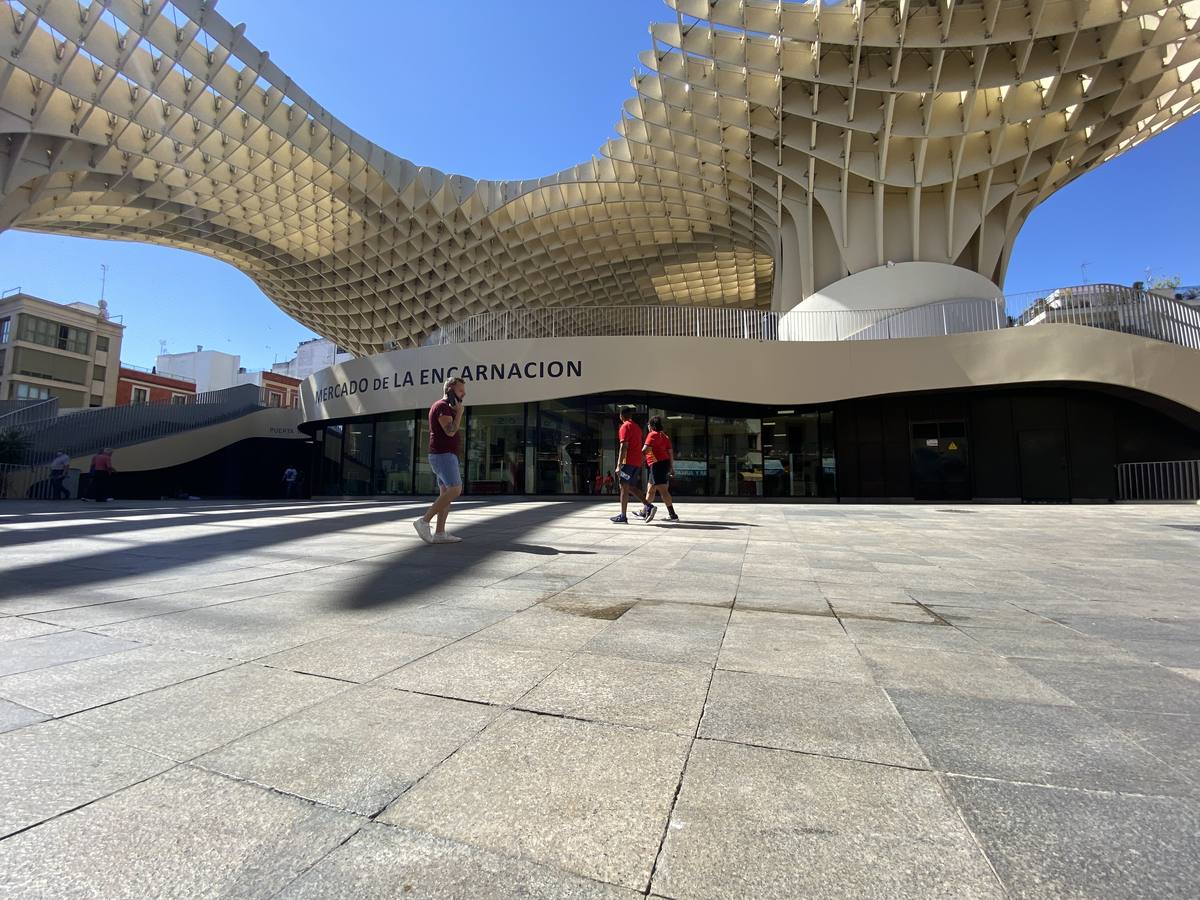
[1080,261,1090,284]
[158,339,168,356]
[99,264,109,301]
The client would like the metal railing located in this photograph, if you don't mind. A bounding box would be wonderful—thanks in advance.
[120,362,196,383]
[414,284,1200,353]
[0,397,59,430]
[1009,284,1200,351]
[422,298,1005,346]
[0,462,62,501]
[9,383,268,465]
[1116,460,1200,501]
[423,305,784,344]
[779,297,1003,341]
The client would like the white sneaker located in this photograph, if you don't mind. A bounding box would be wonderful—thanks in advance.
[412,518,434,544]
[432,532,463,544]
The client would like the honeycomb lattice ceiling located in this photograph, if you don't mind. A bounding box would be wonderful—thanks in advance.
[1,0,1196,354]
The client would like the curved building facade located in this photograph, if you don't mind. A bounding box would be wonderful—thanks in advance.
[3,2,1200,500]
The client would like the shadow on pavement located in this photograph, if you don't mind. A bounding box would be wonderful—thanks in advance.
[0,501,400,549]
[0,500,436,602]
[0,499,596,621]
[337,501,582,610]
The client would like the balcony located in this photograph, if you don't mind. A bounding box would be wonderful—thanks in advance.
[415,285,1200,352]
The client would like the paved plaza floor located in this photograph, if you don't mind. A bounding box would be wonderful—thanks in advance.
[0,497,1198,898]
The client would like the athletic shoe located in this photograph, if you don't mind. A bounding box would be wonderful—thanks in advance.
[632,508,646,519]
[433,532,463,544]
[644,504,658,523]
[667,513,680,522]
[610,514,628,523]
[412,518,434,544]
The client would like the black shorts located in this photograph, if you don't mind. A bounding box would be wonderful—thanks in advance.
[618,464,641,486]
[650,461,671,486]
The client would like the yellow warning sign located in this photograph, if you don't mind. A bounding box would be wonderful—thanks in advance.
[947,441,959,451]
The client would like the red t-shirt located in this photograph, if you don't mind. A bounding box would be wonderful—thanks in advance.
[618,420,643,467]
[428,398,460,454]
[645,430,672,465]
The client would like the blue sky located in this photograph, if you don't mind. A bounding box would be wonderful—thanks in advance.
[2,0,1196,370]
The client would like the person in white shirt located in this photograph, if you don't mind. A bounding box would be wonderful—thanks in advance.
[49,450,70,500]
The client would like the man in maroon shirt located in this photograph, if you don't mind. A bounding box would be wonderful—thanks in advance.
[414,377,466,545]
[610,406,643,523]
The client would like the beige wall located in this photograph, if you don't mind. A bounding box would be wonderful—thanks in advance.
[301,326,1200,425]
[99,407,304,473]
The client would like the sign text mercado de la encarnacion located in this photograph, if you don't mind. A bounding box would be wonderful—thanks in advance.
[312,358,584,403]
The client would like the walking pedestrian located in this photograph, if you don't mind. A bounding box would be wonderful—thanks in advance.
[635,416,680,522]
[413,377,465,545]
[610,406,643,523]
[282,465,299,499]
[89,448,115,502]
[49,449,70,500]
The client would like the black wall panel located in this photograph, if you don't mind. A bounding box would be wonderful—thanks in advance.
[969,395,1019,498]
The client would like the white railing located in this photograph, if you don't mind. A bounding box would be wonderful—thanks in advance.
[423,305,782,344]
[1116,460,1200,501]
[411,284,1200,352]
[1009,284,1200,351]
[421,298,1004,346]
[779,298,1003,341]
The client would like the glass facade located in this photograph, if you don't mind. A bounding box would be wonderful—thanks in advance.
[309,393,838,500]
[761,409,837,497]
[375,413,415,495]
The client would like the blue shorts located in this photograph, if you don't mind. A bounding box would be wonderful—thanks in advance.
[428,452,462,489]
[618,464,641,486]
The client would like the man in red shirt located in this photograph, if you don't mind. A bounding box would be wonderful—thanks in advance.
[610,406,643,523]
[414,377,466,545]
[636,416,679,522]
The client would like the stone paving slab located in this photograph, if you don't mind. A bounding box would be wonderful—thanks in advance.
[1,498,1199,897]
[0,645,234,716]
[276,822,640,899]
[0,765,361,900]
[199,685,498,816]
[717,626,875,683]
[859,643,1076,704]
[652,739,1004,899]
[0,631,140,678]
[700,670,927,767]
[66,664,348,761]
[381,710,689,891]
[945,775,1200,899]
[0,698,46,734]
[378,639,569,705]
[1015,657,1200,715]
[518,652,711,735]
[259,627,452,683]
[0,720,173,838]
[0,616,67,642]
[888,689,1194,796]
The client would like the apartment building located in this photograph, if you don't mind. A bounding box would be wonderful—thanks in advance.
[0,292,124,408]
